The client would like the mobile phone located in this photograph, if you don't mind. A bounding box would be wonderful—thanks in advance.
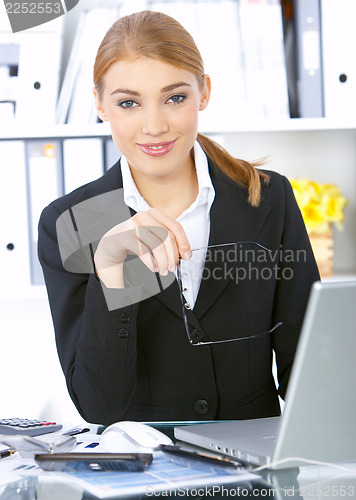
[159,444,249,474]
[35,452,153,472]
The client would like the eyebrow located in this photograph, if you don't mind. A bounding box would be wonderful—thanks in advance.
[110,82,191,96]
[161,82,191,93]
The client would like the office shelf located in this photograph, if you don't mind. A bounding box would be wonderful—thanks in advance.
[1,119,356,276]
[2,117,356,140]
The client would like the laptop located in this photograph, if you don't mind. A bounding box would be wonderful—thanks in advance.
[174,280,356,469]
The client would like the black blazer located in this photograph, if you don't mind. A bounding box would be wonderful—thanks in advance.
[38,157,320,425]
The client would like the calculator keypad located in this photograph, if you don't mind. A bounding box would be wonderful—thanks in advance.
[0,418,62,436]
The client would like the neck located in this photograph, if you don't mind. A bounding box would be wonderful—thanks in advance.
[130,157,199,219]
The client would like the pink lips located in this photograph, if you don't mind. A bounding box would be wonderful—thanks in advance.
[137,140,176,157]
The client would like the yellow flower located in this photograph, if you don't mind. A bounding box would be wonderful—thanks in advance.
[320,186,348,224]
[302,200,329,234]
[290,178,348,234]
[290,178,313,208]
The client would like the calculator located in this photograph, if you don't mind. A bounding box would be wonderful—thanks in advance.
[0,419,62,436]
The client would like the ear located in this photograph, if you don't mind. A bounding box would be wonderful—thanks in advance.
[93,87,109,122]
[199,74,211,111]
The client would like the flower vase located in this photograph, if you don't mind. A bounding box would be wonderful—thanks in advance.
[308,226,333,277]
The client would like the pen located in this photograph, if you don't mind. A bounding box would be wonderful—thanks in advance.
[159,444,249,474]
[0,449,16,459]
[67,427,90,436]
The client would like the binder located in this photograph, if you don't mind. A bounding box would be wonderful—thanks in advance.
[26,141,63,285]
[294,0,324,118]
[195,0,247,130]
[62,138,104,194]
[282,0,298,118]
[63,0,80,12]
[0,102,15,122]
[150,1,246,130]
[120,0,147,16]
[55,11,87,124]
[0,5,11,31]
[66,8,119,124]
[320,0,356,119]
[239,0,289,119]
[149,2,199,59]
[11,18,63,125]
[0,141,31,293]
[104,139,121,172]
[0,43,19,124]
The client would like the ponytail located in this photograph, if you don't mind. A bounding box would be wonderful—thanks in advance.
[197,133,269,207]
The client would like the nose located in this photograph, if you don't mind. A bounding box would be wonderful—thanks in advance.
[142,107,169,137]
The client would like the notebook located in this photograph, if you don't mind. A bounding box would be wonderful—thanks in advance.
[174,280,356,469]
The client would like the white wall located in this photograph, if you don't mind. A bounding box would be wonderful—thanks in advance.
[0,294,86,424]
[223,129,356,274]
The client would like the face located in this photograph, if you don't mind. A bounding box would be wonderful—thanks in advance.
[94,57,211,183]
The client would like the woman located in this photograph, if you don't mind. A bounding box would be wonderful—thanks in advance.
[38,11,319,425]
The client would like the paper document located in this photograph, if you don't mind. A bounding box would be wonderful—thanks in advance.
[58,452,256,499]
[0,433,255,498]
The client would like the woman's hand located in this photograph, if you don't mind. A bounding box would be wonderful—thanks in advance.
[94,208,191,288]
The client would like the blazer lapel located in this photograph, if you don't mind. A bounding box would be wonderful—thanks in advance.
[193,161,272,319]
[151,160,272,322]
[152,273,183,318]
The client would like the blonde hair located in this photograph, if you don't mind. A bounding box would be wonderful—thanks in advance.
[94,10,269,206]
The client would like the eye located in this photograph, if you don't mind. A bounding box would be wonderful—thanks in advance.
[166,94,187,105]
[118,99,139,109]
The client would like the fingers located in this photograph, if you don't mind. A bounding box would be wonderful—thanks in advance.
[132,225,169,274]
[94,226,160,283]
[143,208,192,260]
[133,209,191,275]
[140,226,179,276]
[95,209,191,279]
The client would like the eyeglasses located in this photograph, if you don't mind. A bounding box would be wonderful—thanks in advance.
[176,242,283,346]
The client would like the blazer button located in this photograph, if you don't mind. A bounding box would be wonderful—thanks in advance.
[117,328,128,338]
[119,313,131,323]
[190,329,205,343]
[194,399,210,415]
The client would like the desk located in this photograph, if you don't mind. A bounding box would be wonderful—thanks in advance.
[0,423,355,499]
[1,459,355,499]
